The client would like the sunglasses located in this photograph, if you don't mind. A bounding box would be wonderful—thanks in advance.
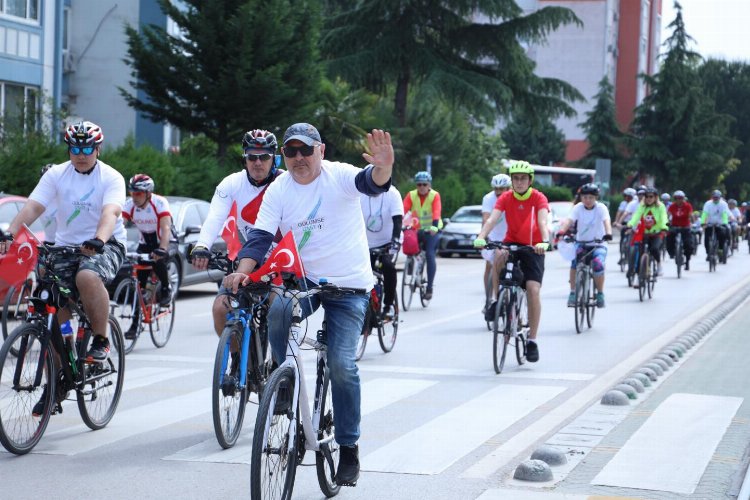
[244,152,273,162]
[416,183,430,187]
[283,144,317,158]
[645,194,656,198]
[69,146,95,155]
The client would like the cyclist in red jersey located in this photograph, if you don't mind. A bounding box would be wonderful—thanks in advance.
[666,190,694,270]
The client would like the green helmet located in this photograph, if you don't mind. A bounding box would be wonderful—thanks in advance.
[507,160,534,180]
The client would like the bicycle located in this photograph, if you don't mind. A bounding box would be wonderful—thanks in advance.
[671,228,684,279]
[706,224,719,272]
[401,248,429,311]
[571,240,603,334]
[111,253,176,354]
[356,246,399,361]
[0,244,125,455]
[617,227,631,272]
[250,276,366,499]
[2,279,33,346]
[483,241,527,374]
[636,238,659,302]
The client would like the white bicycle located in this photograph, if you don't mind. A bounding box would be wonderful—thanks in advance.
[250,277,366,499]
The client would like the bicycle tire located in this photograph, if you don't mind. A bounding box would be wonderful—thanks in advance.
[514,291,527,366]
[250,364,298,500]
[492,290,509,374]
[619,237,627,272]
[112,278,140,354]
[212,325,248,449]
[574,267,586,334]
[355,306,370,361]
[77,315,125,430]
[315,366,340,497]
[378,292,399,353]
[638,253,648,302]
[149,283,175,348]
[2,281,32,350]
[418,259,430,308]
[0,323,54,455]
[586,270,596,328]
[648,258,657,299]
[675,235,683,279]
[401,258,414,311]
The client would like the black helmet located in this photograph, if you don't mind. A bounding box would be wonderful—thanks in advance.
[645,187,658,195]
[580,183,600,196]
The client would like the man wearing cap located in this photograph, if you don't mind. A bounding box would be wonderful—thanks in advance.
[224,123,394,486]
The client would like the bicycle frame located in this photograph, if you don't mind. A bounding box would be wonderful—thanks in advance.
[219,292,269,394]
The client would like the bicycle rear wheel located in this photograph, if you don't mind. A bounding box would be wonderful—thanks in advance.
[638,254,648,302]
[212,325,248,449]
[315,366,340,497]
[675,236,683,279]
[0,324,53,455]
[586,271,596,328]
[77,316,125,430]
[355,306,370,361]
[149,284,175,348]
[2,281,32,349]
[619,238,627,272]
[251,364,298,500]
[401,258,414,311]
[574,268,586,334]
[378,293,399,353]
[492,290,510,374]
[112,278,140,354]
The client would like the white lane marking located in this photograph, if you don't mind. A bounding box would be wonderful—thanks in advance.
[592,393,743,494]
[476,491,588,500]
[363,384,565,475]
[461,274,750,479]
[164,378,436,464]
[359,364,594,381]
[31,388,212,456]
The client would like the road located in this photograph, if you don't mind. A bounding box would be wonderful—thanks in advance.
[2,242,750,500]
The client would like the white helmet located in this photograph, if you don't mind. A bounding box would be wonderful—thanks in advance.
[623,188,637,197]
[491,174,511,189]
[661,193,671,201]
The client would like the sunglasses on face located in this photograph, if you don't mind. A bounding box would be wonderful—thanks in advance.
[69,146,95,155]
[645,195,656,199]
[416,183,429,187]
[244,152,273,162]
[282,144,317,158]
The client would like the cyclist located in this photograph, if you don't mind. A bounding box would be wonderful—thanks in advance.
[39,164,57,244]
[481,173,511,319]
[614,187,636,228]
[360,185,403,319]
[0,120,126,365]
[728,198,741,250]
[191,129,282,336]
[661,192,672,210]
[474,160,550,363]
[224,123,394,486]
[121,174,178,337]
[627,187,668,277]
[700,190,731,260]
[403,171,442,301]
[556,183,612,308]
[666,190,694,270]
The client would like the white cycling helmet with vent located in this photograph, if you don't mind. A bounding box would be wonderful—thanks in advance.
[491,174,511,189]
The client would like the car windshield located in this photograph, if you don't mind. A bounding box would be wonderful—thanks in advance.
[451,209,482,223]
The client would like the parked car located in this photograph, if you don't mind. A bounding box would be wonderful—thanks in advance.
[548,201,575,248]
[0,194,46,302]
[438,205,483,258]
[109,196,227,297]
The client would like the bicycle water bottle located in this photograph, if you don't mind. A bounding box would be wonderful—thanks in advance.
[505,262,514,281]
[61,321,73,340]
[374,283,382,299]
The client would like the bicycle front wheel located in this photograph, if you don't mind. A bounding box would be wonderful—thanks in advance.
[378,293,399,353]
[574,268,586,334]
[149,284,175,348]
[112,278,140,354]
[514,291,527,366]
[492,290,509,374]
[638,254,648,302]
[0,323,54,455]
[419,264,431,308]
[585,272,596,328]
[77,316,125,430]
[315,366,340,497]
[2,281,32,348]
[401,258,414,311]
[355,307,370,361]
[212,325,248,449]
[251,364,298,500]
[648,258,657,299]
[675,236,683,279]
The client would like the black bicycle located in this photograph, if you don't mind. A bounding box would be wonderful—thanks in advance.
[670,228,685,279]
[706,224,720,272]
[572,240,603,334]
[0,245,125,455]
[356,246,399,360]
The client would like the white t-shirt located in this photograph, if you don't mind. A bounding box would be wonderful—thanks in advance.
[29,161,127,246]
[122,194,173,244]
[569,202,610,242]
[40,203,57,243]
[625,198,640,217]
[254,160,374,290]
[702,199,730,225]
[617,200,628,212]
[198,171,275,249]
[481,190,507,241]
[730,207,741,222]
[360,186,403,248]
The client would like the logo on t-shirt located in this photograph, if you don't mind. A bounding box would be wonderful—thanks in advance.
[644,213,656,229]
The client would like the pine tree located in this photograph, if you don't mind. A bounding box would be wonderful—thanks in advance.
[502,112,566,166]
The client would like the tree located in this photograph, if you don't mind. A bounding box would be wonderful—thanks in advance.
[698,59,750,200]
[576,76,627,186]
[502,112,565,166]
[120,0,322,161]
[321,1,583,127]
[630,2,738,197]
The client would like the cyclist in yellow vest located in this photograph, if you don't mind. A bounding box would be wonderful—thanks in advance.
[403,171,443,300]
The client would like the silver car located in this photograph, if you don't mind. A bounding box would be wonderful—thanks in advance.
[438,205,483,257]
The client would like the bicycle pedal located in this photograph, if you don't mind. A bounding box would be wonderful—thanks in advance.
[51,403,63,415]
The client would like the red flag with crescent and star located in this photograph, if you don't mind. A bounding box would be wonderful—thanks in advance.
[221,201,242,261]
[0,226,38,288]
[248,231,305,284]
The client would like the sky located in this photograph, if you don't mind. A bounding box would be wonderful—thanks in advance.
[660,0,750,61]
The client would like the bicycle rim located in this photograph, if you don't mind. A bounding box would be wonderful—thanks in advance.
[251,365,298,500]
[638,255,648,302]
[315,368,340,497]
[401,262,414,311]
[574,269,585,333]
[514,291,527,365]
[0,324,53,455]
[149,289,175,348]
[112,279,139,354]
[586,273,596,328]
[355,308,370,361]
[2,282,31,350]
[647,260,655,298]
[419,267,430,308]
[378,296,399,353]
[492,291,509,374]
[77,316,125,430]
[212,326,247,449]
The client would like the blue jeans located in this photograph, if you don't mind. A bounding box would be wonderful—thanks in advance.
[267,280,368,446]
[418,230,440,289]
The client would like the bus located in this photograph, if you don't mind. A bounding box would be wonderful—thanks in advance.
[501,161,595,193]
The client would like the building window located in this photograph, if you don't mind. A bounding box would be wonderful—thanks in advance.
[63,7,70,52]
[1,82,39,134]
[2,0,40,21]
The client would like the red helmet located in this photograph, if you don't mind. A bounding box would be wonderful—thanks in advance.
[129,174,155,193]
[64,121,104,147]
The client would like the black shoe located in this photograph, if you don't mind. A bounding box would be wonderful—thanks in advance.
[484,300,497,321]
[273,382,291,415]
[526,341,539,363]
[124,327,138,340]
[335,444,360,486]
[684,260,690,271]
[424,288,433,301]
[32,387,48,417]
[86,335,110,363]
[159,287,173,307]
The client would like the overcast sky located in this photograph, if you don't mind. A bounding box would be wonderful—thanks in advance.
[660,0,750,61]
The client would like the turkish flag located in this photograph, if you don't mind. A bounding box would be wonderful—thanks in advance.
[248,231,305,284]
[221,201,242,261]
[0,226,39,288]
[630,217,646,245]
